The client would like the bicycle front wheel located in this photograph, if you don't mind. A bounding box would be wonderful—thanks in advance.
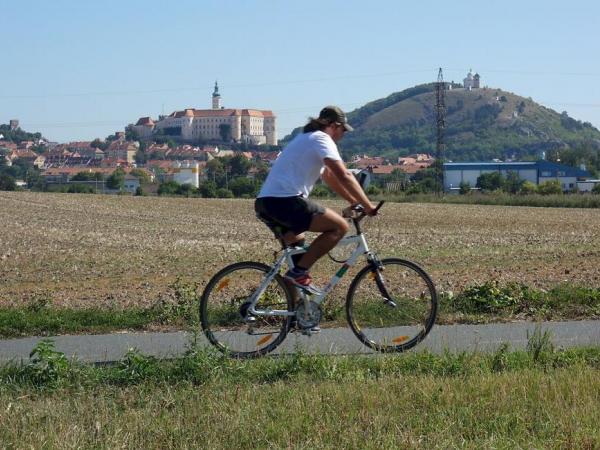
[346,258,437,353]
[200,261,294,358]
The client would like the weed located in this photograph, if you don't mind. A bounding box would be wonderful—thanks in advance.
[26,290,53,313]
[24,339,71,388]
[527,325,555,363]
[491,343,511,372]
[115,348,161,384]
[154,276,199,326]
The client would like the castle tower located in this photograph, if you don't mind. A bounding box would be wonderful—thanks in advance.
[212,81,221,109]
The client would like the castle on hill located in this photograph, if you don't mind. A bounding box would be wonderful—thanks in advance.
[129,82,277,145]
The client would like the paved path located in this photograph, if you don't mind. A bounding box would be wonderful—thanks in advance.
[1,320,599,364]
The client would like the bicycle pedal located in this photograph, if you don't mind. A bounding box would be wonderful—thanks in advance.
[300,328,321,336]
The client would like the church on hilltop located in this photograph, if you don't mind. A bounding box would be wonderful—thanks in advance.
[463,69,481,90]
[129,82,277,145]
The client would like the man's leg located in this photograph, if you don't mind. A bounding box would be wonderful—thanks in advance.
[296,208,349,270]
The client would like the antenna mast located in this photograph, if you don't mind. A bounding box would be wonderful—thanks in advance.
[435,68,446,194]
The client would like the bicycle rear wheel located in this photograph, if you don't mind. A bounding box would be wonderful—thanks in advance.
[200,261,293,358]
[346,258,437,352]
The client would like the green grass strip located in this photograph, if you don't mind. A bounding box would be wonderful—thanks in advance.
[0,307,160,338]
[2,337,600,391]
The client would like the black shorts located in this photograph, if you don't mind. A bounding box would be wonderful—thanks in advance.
[255,196,325,236]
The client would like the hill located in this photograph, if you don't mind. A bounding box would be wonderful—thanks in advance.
[284,83,600,163]
[0,123,44,144]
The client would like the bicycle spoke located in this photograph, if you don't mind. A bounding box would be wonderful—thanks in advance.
[347,258,437,352]
[201,262,292,357]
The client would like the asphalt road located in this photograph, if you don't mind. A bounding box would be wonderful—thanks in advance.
[1,320,599,364]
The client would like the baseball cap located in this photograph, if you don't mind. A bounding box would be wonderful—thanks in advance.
[318,105,354,132]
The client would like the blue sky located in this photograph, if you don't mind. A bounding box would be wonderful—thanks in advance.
[1,0,599,143]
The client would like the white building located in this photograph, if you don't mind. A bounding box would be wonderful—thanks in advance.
[130,83,277,145]
[576,180,600,192]
[172,161,200,188]
[463,69,481,90]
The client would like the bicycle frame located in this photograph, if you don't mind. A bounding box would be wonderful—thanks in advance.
[248,232,372,317]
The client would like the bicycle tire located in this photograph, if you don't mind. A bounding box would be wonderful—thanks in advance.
[346,258,437,353]
[200,261,294,358]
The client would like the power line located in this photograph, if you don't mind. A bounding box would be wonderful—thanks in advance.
[0,69,435,100]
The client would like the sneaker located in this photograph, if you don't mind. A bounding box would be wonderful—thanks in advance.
[289,317,321,333]
[284,269,323,295]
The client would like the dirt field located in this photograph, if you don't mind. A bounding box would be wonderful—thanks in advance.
[1,192,599,309]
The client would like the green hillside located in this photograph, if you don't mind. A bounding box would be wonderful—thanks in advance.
[284,84,600,163]
[0,124,44,144]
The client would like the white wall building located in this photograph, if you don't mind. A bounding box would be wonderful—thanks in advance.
[172,161,200,188]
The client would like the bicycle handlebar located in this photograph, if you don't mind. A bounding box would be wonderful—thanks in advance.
[343,201,385,223]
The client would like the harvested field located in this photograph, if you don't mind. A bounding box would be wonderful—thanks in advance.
[1,191,599,310]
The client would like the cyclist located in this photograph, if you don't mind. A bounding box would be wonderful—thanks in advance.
[255,105,376,294]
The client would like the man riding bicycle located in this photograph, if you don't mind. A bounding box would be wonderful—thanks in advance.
[255,105,377,295]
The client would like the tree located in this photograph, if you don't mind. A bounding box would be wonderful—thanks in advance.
[158,181,180,196]
[476,172,505,192]
[199,180,217,198]
[106,168,125,190]
[206,158,226,186]
[504,171,524,194]
[0,174,16,191]
[176,183,197,197]
[592,183,600,194]
[228,154,251,177]
[71,171,103,182]
[129,168,150,184]
[229,177,257,197]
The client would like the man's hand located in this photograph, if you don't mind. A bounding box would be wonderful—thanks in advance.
[342,202,378,219]
[363,202,378,216]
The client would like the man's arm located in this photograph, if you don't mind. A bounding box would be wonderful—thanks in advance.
[322,159,376,213]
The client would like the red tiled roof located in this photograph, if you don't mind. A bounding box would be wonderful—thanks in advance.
[107,141,137,151]
[167,108,275,118]
[135,117,155,126]
[42,167,122,176]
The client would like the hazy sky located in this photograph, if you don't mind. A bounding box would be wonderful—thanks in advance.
[1,0,599,143]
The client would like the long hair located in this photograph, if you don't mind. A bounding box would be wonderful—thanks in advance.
[303,117,331,133]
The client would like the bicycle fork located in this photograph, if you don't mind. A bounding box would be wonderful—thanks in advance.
[368,255,397,308]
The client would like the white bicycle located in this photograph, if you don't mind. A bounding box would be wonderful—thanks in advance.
[200,202,437,358]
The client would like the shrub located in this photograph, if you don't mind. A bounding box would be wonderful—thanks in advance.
[67,183,94,194]
[537,180,563,195]
[216,188,234,198]
[520,181,537,195]
[158,181,180,196]
[459,181,471,195]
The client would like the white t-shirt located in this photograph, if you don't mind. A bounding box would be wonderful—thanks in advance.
[258,130,342,198]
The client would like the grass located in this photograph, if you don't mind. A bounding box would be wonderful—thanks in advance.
[0,281,597,338]
[0,307,161,337]
[1,341,600,448]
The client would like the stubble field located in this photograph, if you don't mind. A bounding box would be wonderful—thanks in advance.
[1,191,599,311]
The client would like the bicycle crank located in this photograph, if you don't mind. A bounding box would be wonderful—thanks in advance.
[295,301,322,330]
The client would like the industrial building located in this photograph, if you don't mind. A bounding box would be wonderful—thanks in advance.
[443,161,591,193]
